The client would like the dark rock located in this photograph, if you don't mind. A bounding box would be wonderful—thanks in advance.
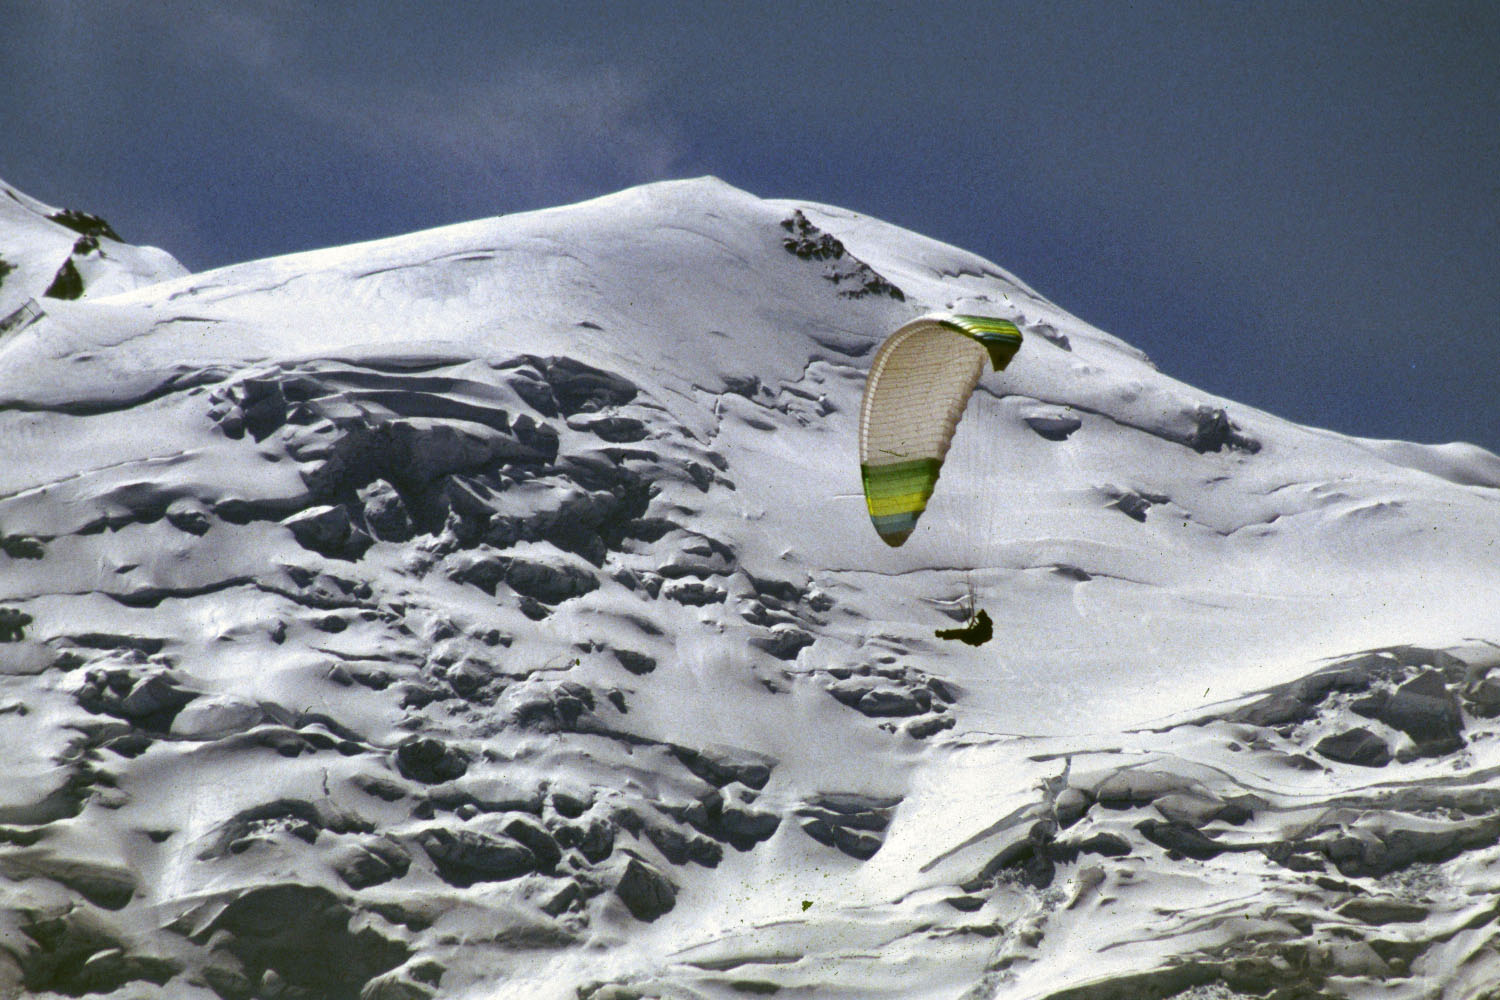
[333,839,411,890]
[352,774,408,802]
[1358,816,1500,877]
[716,802,781,850]
[502,816,562,871]
[840,269,903,300]
[444,660,494,700]
[780,212,908,300]
[1231,691,1316,727]
[612,649,657,675]
[539,880,582,917]
[70,632,166,655]
[965,823,1065,890]
[1314,875,1363,894]
[515,592,554,620]
[1468,676,1500,718]
[1189,406,1260,454]
[1054,787,1093,828]
[1135,819,1227,860]
[805,792,901,824]
[670,744,776,790]
[859,687,927,716]
[433,474,492,534]
[1078,832,1132,857]
[117,674,198,732]
[19,912,177,996]
[358,479,415,542]
[615,856,676,921]
[0,533,46,559]
[199,799,372,861]
[163,498,213,535]
[905,713,955,739]
[0,607,33,642]
[1094,770,1191,808]
[655,532,736,580]
[505,368,559,416]
[362,969,438,1000]
[196,884,409,1000]
[44,258,84,299]
[574,818,616,863]
[1315,727,1392,767]
[1324,834,1384,875]
[945,894,986,912]
[102,731,153,758]
[75,949,172,996]
[234,378,289,441]
[394,736,469,784]
[507,412,560,460]
[798,818,884,860]
[1106,490,1153,522]
[506,680,597,732]
[795,793,899,860]
[750,625,814,661]
[1373,670,1465,752]
[418,828,536,887]
[381,419,515,483]
[0,854,137,910]
[1024,414,1082,441]
[827,678,925,717]
[1266,751,1325,772]
[446,550,509,593]
[1153,792,1236,827]
[539,356,639,414]
[661,580,726,606]
[1295,662,1384,700]
[1350,692,1388,718]
[283,505,353,556]
[550,788,594,818]
[1017,852,1057,889]
[566,413,649,442]
[518,483,647,563]
[1337,897,1429,925]
[636,816,722,868]
[49,207,122,240]
[781,211,845,260]
[1263,845,1325,873]
[429,778,544,816]
[1217,798,1256,825]
[657,791,780,851]
[503,556,599,604]
[722,374,762,398]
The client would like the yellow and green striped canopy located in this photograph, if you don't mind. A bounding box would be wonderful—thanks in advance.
[858,314,1022,546]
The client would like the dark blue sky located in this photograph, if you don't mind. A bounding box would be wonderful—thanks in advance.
[4,2,1497,452]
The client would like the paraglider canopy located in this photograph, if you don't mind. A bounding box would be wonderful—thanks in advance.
[857,313,1022,546]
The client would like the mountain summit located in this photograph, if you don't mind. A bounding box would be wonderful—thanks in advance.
[1,177,1498,999]
[0,178,185,320]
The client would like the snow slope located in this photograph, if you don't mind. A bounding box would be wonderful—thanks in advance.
[1,176,1498,1000]
[0,180,186,323]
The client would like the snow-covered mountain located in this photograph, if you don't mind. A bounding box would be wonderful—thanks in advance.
[0,181,186,322]
[1,176,1498,1000]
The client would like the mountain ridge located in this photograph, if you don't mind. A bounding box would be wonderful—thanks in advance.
[0,176,1497,999]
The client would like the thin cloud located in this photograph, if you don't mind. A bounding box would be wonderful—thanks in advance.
[161,6,685,207]
[288,61,685,199]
